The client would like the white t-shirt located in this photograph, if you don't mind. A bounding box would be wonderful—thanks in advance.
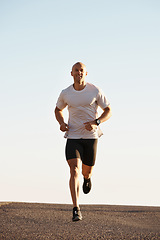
[56,82,110,139]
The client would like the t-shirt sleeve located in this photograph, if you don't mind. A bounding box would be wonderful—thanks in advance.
[56,90,67,110]
[96,88,110,109]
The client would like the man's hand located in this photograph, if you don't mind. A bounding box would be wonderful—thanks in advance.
[84,121,97,131]
[60,123,69,132]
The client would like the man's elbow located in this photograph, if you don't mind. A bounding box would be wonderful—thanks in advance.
[105,105,112,119]
[54,106,60,116]
[108,105,112,117]
[55,106,60,113]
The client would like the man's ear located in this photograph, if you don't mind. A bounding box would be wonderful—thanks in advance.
[71,71,73,76]
[86,71,88,76]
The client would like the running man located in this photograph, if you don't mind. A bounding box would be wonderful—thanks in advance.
[55,62,112,221]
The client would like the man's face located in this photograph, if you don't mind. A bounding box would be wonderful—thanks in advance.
[71,63,87,84]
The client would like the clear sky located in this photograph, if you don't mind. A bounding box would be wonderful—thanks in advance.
[0,0,160,206]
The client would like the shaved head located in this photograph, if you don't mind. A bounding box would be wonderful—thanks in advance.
[72,62,87,71]
[71,62,88,88]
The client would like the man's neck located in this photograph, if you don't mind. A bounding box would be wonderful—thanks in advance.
[73,82,86,91]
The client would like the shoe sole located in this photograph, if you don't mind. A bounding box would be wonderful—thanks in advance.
[72,216,82,221]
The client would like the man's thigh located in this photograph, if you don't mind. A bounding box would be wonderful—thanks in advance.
[65,138,98,166]
[65,139,83,161]
[67,158,80,168]
[82,139,98,166]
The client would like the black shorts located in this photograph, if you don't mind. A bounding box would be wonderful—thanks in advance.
[65,139,98,166]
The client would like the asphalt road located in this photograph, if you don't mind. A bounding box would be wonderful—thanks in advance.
[0,202,160,239]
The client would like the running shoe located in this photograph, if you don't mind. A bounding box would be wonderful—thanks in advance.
[72,207,82,221]
[83,178,91,194]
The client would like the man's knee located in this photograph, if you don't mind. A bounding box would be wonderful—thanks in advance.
[70,166,80,178]
[68,158,80,178]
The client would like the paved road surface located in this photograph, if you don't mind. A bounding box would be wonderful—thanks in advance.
[0,202,160,239]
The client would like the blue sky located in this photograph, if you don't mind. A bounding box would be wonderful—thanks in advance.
[0,0,160,206]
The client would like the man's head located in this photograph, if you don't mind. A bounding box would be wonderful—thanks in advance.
[71,62,88,84]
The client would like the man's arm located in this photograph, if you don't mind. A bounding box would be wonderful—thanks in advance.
[96,105,112,123]
[55,106,69,132]
[84,105,112,131]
